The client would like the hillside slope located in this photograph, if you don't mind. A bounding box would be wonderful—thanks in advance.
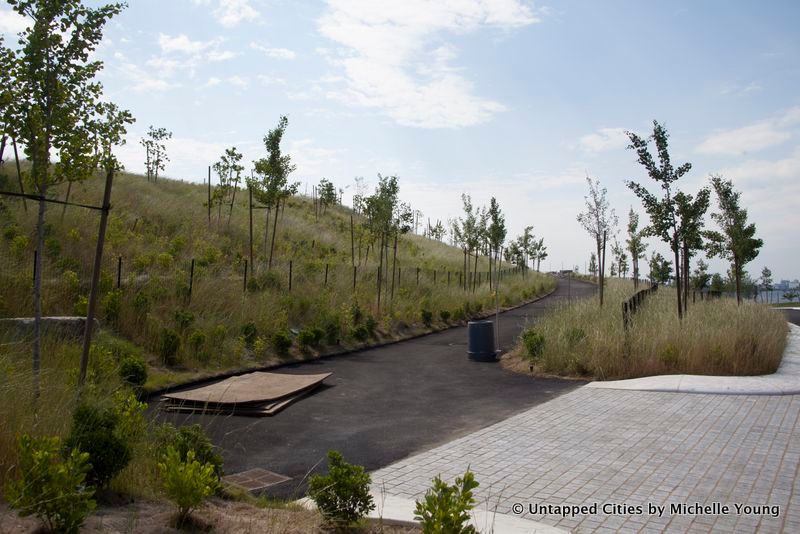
[0,168,552,384]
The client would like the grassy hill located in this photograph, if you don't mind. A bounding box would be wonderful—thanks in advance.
[0,166,553,387]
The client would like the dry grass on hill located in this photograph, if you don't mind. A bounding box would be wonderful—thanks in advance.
[508,279,788,380]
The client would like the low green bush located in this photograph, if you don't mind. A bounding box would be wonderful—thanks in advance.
[119,355,147,387]
[308,451,374,528]
[5,434,96,534]
[174,309,195,331]
[159,447,217,527]
[240,321,258,346]
[297,328,321,350]
[439,310,451,322]
[154,423,224,480]
[64,401,132,488]
[414,469,479,534]
[421,309,433,327]
[159,328,181,365]
[102,289,122,325]
[521,329,545,361]
[271,330,292,356]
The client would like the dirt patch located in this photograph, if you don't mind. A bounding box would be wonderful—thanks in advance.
[0,498,420,533]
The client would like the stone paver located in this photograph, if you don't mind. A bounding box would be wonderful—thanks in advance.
[371,388,800,533]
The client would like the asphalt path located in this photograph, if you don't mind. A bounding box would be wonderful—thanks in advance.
[782,308,800,326]
[157,278,596,498]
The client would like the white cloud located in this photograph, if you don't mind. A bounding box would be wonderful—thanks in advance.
[317,0,540,128]
[287,139,347,177]
[194,0,260,27]
[204,76,222,87]
[256,75,287,86]
[250,43,297,60]
[0,7,27,34]
[717,146,800,183]
[579,127,629,152]
[697,107,800,155]
[158,33,216,54]
[227,75,248,89]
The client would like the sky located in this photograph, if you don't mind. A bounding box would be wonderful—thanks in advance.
[2,0,799,281]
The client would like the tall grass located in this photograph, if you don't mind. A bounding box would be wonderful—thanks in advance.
[0,170,553,388]
[517,279,788,379]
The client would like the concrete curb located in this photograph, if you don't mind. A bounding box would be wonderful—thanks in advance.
[586,323,800,395]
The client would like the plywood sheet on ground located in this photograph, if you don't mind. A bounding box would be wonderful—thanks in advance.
[163,389,313,417]
[162,372,332,405]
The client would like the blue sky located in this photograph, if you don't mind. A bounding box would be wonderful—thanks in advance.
[2,1,799,281]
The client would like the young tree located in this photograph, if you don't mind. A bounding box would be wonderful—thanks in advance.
[429,220,446,241]
[625,209,648,288]
[710,272,725,293]
[140,126,171,182]
[577,175,617,306]
[626,121,692,320]
[531,237,547,272]
[760,266,773,303]
[486,197,506,288]
[0,35,28,209]
[648,252,672,284]
[318,178,337,214]
[588,252,598,278]
[691,259,711,291]
[704,175,764,305]
[611,237,628,278]
[252,115,298,269]
[8,0,126,398]
[675,188,710,314]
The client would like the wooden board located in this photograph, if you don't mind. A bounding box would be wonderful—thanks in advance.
[161,371,331,406]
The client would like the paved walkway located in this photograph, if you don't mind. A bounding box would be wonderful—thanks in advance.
[371,325,800,533]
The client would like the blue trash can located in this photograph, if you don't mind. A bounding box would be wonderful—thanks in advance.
[467,320,497,362]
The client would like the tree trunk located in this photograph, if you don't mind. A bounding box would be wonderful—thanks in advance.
[390,231,398,300]
[32,190,47,400]
[13,138,27,212]
[472,250,479,293]
[599,232,606,307]
[79,167,114,386]
[376,233,385,313]
[683,242,690,315]
[673,242,683,320]
[264,207,270,261]
[463,248,468,290]
[60,181,72,222]
[248,185,254,270]
[268,198,279,269]
[0,134,6,163]
[735,258,742,305]
[227,179,238,228]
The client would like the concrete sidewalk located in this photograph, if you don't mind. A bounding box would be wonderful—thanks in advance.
[370,325,800,532]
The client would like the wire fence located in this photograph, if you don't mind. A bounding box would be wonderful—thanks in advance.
[0,238,532,319]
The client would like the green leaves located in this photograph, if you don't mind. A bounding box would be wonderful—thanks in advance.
[159,446,217,526]
[6,434,96,534]
[308,450,375,527]
[414,469,479,534]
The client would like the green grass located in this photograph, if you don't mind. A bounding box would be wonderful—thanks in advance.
[771,302,800,308]
[512,279,789,380]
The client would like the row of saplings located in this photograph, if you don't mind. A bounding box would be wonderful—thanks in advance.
[6,397,484,533]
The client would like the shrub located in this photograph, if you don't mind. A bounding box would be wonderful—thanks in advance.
[352,325,369,342]
[102,289,122,325]
[155,252,174,270]
[188,330,206,354]
[414,469,479,534]
[45,237,61,257]
[240,322,257,346]
[73,295,88,316]
[271,330,292,357]
[62,270,81,295]
[297,328,318,350]
[132,292,150,315]
[112,391,148,443]
[349,301,363,325]
[5,435,96,534]
[64,402,132,488]
[247,270,282,292]
[159,447,217,527]
[440,310,451,322]
[421,309,433,327]
[452,307,465,321]
[174,309,195,331]
[364,315,377,335]
[521,329,545,361]
[119,355,147,387]
[159,328,181,365]
[323,320,340,345]
[11,234,29,257]
[308,451,374,528]
[155,423,223,479]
